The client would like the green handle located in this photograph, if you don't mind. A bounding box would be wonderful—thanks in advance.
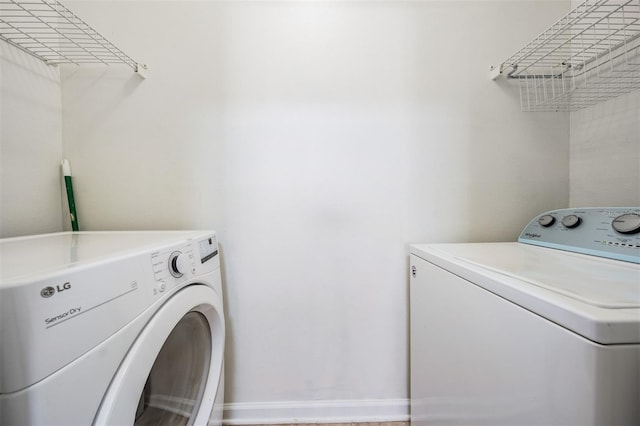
[64,175,79,231]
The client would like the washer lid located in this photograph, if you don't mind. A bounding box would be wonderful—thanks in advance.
[410,242,640,344]
[454,243,639,309]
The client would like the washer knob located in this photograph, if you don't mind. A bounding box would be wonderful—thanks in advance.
[561,214,581,229]
[169,251,190,277]
[538,214,555,227]
[612,213,640,235]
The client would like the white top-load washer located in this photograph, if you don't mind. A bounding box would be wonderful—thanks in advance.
[410,207,640,426]
[0,231,225,426]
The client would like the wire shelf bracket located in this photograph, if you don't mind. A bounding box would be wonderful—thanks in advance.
[492,0,640,111]
[0,0,147,78]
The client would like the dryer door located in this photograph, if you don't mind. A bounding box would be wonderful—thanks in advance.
[94,285,225,426]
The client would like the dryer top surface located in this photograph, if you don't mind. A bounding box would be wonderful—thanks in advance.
[0,231,214,284]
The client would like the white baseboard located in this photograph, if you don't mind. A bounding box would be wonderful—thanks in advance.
[223,398,409,425]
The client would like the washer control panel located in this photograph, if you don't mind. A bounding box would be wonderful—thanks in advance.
[519,207,640,263]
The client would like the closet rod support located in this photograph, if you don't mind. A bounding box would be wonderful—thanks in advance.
[135,63,148,79]
[489,65,502,80]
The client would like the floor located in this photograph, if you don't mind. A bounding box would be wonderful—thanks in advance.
[243,423,409,426]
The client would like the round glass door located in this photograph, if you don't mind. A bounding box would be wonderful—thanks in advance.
[134,312,212,426]
[94,285,224,426]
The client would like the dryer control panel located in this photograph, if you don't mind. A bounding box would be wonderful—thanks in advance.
[519,207,640,263]
[150,235,219,296]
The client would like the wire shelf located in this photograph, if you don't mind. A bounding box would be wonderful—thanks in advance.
[495,0,640,112]
[0,0,145,75]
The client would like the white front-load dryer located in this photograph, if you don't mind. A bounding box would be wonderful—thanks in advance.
[0,230,225,425]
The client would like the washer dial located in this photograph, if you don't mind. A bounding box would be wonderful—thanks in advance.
[538,215,555,227]
[611,213,640,235]
[561,214,581,229]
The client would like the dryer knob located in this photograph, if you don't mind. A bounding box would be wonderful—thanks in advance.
[612,213,640,234]
[561,214,581,229]
[169,252,190,277]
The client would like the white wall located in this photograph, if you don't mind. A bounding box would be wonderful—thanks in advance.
[570,90,640,207]
[0,0,574,422]
[60,1,570,422]
[0,43,63,238]
[567,0,640,207]
[3,0,637,422]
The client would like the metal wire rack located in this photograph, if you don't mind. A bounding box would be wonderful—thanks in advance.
[493,0,640,111]
[0,0,146,76]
